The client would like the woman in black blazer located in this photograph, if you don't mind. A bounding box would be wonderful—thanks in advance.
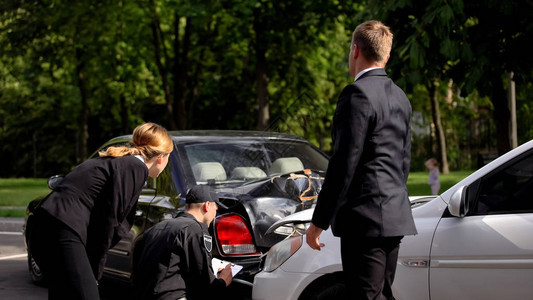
[29,122,173,300]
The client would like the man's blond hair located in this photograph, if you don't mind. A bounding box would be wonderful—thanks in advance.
[352,20,393,65]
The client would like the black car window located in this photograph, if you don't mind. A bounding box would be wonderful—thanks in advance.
[472,151,533,215]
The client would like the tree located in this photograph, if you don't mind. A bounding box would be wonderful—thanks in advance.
[365,0,533,170]
[458,1,533,154]
[363,0,466,173]
[0,0,358,176]
[139,0,354,135]
[0,0,156,173]
[5,0,528,177]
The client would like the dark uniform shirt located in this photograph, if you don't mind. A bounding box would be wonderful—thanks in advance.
[36,155,148,279]
[133,211,226,300]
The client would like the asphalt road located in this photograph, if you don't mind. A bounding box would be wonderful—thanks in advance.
[0,227,48,299]
[0,219,132,299]
[0,218,251,300]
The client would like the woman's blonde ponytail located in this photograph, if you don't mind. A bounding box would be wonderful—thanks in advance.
[99,123,172,159]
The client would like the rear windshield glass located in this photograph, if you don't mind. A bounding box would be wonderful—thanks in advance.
[183,140,328,185]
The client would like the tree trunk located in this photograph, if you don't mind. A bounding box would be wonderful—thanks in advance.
[173,15,191,130]
[253,12,269,131]
[186,47,207,129]
[490,73,511,155]
[76,48,89,163]
[118,0,129,134]
[149,0,175,129]
[429,80,449,174]
[120,94,128,134]
[256,54,269,131]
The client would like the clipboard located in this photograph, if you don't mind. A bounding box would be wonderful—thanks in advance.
[212,257,243,278]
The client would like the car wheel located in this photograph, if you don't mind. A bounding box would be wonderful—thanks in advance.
[27,250,46,286]
[298,274,346,300]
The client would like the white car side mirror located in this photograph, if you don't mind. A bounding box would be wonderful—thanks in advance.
[448,185,469,217]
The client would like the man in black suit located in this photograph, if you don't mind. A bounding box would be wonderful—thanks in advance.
[306,20,417,299]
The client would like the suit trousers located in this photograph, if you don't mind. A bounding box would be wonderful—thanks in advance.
[340,236,403,300]
[29,212,100,300]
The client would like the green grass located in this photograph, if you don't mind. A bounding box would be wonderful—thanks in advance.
[407,170,473,195]
[0,209,27,218]
[0,178,49,218]
[0,171,473,218]
[0,178,49,206]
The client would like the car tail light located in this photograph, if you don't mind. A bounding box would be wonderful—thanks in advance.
[215,213,260,256]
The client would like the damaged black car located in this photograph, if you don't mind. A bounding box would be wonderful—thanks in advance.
[24,130,328,292]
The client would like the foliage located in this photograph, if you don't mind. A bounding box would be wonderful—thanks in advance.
[0,0,532,177]
[363,0,533,168]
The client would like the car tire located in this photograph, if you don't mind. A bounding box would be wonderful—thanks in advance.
[27,250,46,286]
[298,273,346,300]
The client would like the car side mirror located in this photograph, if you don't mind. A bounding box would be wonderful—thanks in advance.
[448,185,469,217]
[47,175,64,191]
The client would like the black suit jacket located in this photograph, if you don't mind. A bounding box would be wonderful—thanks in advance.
[312,68,417,237]
[37,155,148,279]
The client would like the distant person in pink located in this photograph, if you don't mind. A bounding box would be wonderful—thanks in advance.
[425,158,440,195]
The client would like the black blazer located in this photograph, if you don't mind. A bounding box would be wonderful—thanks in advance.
[37,155,148,279]
[312,68,417,237]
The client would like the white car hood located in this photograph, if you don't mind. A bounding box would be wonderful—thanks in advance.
[265,195,436,235]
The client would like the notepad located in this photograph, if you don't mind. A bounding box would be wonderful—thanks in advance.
[212,257,243,277]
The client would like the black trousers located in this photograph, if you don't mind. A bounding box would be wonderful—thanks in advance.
[29,212,100,300]
[340,236,403,300]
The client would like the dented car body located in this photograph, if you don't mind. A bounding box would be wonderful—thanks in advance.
[24,130,329,287]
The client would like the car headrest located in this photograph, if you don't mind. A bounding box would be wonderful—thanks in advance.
[192,162,227,182]
[269,157,304,175]
[230,167,267,180]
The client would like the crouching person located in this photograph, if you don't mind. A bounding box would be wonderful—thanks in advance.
[133,185,232,300]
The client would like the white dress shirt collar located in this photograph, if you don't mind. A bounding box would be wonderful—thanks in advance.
[354,67,382,82]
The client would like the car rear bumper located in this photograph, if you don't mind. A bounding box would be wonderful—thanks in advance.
[226,256,262,283]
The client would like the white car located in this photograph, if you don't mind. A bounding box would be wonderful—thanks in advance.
[253,139,533,300]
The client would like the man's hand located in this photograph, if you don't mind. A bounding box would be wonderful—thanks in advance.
[217,264,233,286]
[306,223,325,251]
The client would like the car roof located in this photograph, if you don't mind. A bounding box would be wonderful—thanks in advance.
[91,130,326,159]
[104,130,310,145]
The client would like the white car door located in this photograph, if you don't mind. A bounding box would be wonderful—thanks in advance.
[430,150,533,300]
